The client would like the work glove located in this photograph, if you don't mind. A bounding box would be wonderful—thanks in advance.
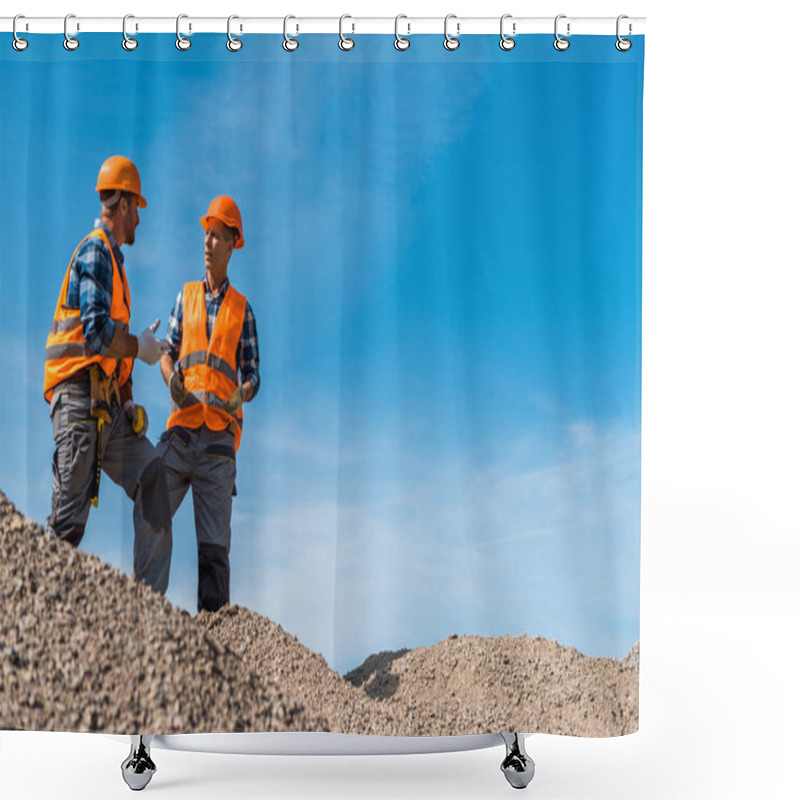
[169,367,188,405]
[137,320,170,365]
[222,385,246,415]
[123,400,149,438]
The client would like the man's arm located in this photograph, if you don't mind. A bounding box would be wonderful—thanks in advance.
[76,237,146,360]
[240,380,255,402]
[76,238,138,357]
[106,323,139,359]
[160,352,175,386]
[161,290,184,386]
[237,301,260,402]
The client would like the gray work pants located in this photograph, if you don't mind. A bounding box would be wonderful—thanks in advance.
[156,425,236,612]
[46,380,173,595]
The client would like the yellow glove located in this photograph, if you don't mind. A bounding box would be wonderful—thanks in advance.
[169,368,188,405]
[123,401,149,438]
[222,386,246,415]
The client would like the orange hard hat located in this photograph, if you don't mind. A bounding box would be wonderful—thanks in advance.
[200,195,244,249]
[95,155,147,208]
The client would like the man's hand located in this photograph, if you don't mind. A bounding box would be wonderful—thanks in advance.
[123,400,149,437]
[222,385,246,415]
[169,368,188,405]
[137,320,170,365]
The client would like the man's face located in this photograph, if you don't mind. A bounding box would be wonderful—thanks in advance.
[120,195,140,245]
[204,219,235,273]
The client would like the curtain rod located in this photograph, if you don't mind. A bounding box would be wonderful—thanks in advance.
[1,16,646,36]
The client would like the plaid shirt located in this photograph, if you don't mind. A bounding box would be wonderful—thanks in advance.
[166,277,260,397]
[63,219,126,355]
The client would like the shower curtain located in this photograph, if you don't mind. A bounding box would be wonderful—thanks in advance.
[0,28,643,738]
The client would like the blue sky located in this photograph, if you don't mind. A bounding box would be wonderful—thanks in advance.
[0,34,643,673]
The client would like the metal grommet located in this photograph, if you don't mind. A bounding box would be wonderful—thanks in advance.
[122,14,138,51]
[227,15,242,51]
[554,14,570,51]
[12,15,28,51]
[339,14,355,51]
[616,15,632,51]
[176,14,191,50]
[63,14,79,51]
[499,14,515,51]
[283,15,299,52]
[394,15,410,50]
[443,14,460,51]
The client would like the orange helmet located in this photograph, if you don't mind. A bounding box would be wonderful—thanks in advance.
[200,195,244,249]
[95,155,147,208]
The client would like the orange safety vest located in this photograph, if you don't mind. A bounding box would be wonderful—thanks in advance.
[167,281,246,452]
[43,227,133,403]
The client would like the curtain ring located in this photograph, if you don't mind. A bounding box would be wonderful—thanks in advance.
[443,14,460,51]
[394,15,410,51]
[283,15,299,51]
[339,15,355,51]
[499,14,515,51]
[616,15,632,51]
[553,14,570,51]
[227,15,242,51]
[122,15,138,51]
[12,15,28,51]
[63,14,79,51]
[176,14,191,50]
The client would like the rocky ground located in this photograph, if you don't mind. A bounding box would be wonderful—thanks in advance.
[1,490,638,736]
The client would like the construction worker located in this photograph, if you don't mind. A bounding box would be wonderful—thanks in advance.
[44,155,173,595]
[157,195,259,612]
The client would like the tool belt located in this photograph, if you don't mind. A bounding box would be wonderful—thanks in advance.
[87,364,122,509]
[88,364,121,425]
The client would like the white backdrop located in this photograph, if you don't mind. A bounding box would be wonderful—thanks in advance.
[2,1,798,799]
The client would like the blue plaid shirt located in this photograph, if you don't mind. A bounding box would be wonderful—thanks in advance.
[63,219,126,355]
[166,278,260,397]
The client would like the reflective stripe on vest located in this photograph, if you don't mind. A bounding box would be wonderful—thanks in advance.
[49,318,83,335]
[43,228,133,403]
[177,350,239,385]
[166,280,246,452]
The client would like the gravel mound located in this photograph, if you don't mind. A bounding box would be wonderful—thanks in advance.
[197,613,638,737]
[2,489,638,737]
[0,490,312,734]
[622,641,640,672]
[344,634,638,736]
[195,606,391,735]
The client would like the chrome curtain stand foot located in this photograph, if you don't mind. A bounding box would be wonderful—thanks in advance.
[121,735,157,791]
[500,732,535,789]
